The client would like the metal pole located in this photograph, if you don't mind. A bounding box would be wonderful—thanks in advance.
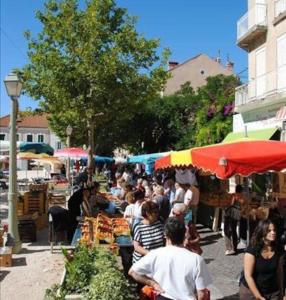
[8,96,21,253]
[243,177,250,245]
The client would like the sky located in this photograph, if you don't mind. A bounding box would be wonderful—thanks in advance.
[1,0,248,117]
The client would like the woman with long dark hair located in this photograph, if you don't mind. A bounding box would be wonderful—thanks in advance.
[239,219,284,300]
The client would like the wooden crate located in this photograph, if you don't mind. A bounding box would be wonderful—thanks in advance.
[35,214,48,230]
[17,202,24,216]
[0,246,12,267]
[18,214,37,242]
[0,229,3,247]
[48,194,66,208]
[24,191,46,215]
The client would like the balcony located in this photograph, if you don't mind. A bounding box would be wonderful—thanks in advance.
[274,0,286,25]
[237,3,267,51]
[235,68,286,112]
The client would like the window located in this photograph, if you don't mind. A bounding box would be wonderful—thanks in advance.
[255,47,266,97]
[16,134,20,141]
[277,33,286,90]
[0,134,5,141]
[275,0,286,18]
[26,134,33,142]
[56,141,62,150]
[37,134,44,143]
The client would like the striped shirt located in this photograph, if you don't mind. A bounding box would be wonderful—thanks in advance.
[132,220,165,263]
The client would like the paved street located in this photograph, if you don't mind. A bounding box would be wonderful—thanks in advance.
[199,224,243,299]
[0,189,244,299]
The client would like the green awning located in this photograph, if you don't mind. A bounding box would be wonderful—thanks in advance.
[222,128,279,143]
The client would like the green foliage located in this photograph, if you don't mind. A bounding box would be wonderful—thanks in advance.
[22,0,170,154]
[194,75,238,146]
[87,248,137,300]
[45,246,137,299]
[63,245,98,295]
[44,284,63,300]
[129,74,238,153]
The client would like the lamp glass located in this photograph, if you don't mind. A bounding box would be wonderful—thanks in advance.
[4,73,23,97]
[66,125,73,136]
[219,157,227,166]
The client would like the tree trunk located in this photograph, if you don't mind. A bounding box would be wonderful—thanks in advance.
[87,119,94,183]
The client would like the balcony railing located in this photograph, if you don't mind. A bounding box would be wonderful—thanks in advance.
[275,0,286,18]
[237,3,267,40]
[235,68,286,107]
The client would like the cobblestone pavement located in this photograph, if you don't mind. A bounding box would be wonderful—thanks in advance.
[198,224,243,299]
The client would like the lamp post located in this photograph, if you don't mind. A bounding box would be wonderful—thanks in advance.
[4,72,22,253]
[66,125,73,189]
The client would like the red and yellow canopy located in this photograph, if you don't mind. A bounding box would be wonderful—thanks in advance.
[155,140,286,179]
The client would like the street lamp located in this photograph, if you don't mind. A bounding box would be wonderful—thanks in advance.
[66,125,73,189]
[4,72,23,253]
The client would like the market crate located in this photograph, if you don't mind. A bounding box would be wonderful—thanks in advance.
[35,214,48,230]
[24,191,46,215]
[0,246,12,267]
[48,194,66,208]
[29,183,48,192]
[17,202,24,216]
[18,213,38,242]
[0,229,4,247]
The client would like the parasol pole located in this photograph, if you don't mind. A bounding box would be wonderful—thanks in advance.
[243,177,251,245]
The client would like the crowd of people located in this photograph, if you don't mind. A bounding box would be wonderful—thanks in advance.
[49,163,286,299]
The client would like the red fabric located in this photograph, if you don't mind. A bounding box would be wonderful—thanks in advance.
[191,140,286,179]
[155,155,171,170]
[54,147,88,158]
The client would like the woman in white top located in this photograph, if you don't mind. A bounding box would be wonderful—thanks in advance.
[124,191,136,227]
[132,189,146,230]
[171,182,185,207]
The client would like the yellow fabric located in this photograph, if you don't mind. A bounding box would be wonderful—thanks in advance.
[17,152,51,159]
[171,149,193,166]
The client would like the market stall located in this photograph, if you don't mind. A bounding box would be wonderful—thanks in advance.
[155,140,286,233]
[128,151,170,174]
[191,140,286,239]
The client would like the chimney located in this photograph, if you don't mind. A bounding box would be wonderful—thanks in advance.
[215,50,221,64]
[168,61,179,70]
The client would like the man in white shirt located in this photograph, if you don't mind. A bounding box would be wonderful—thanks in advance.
[129,218,211,300]
[184,184,200,224]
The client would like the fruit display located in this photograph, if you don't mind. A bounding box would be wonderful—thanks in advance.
[94,214,114,244]
[112,218,130,236]
[80,213,131,246]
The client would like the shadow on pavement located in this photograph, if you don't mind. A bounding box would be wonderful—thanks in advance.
[204,258,214,264]
[12,257,27,266]
[0,270,10,282]
[20,248,48,254]
[200,233,221,246]
[217,293,239,300]
[198,229,214,234]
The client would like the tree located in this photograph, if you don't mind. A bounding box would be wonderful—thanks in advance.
[22,0,170,160]
[194,75,238,146]
[128,75,238,153]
